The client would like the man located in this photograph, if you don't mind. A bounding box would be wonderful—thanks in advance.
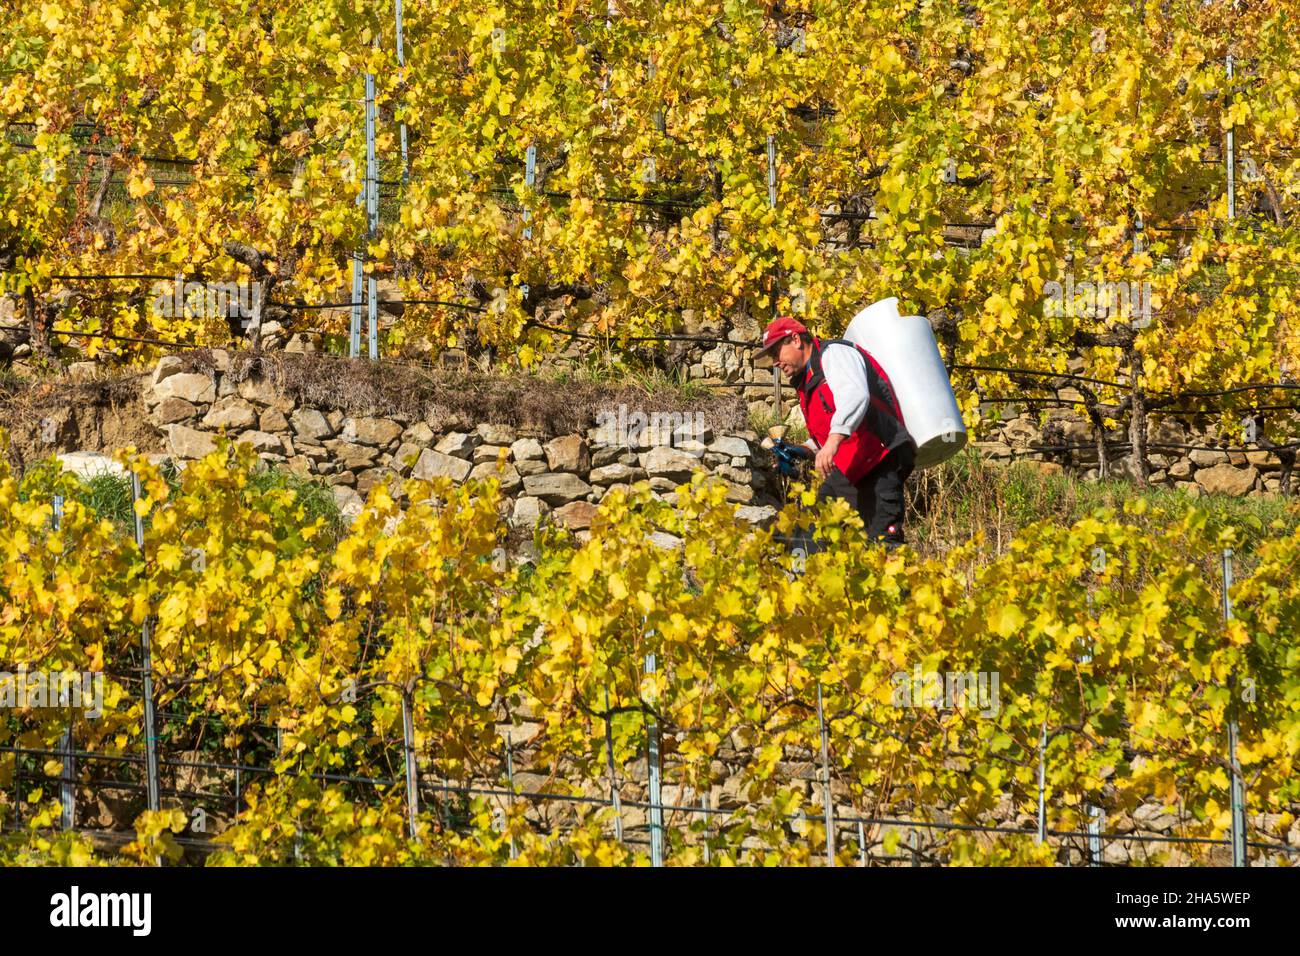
[759,316,916,549]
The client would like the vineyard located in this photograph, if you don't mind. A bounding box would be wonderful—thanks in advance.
[3,0,1300,873]
[2,2,1300,435]
[0,438,1297,866]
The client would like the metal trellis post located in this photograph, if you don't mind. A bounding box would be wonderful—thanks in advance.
[644,653,664,867]
[604,685,624,842]
[130,473,161,814]
[767,132,781,420]
[1035,720,1047,844]
[1082,590,1102,865]
[402,690,419,840]
[52,495,74,830]
[365,71,379,360]
[504,736,518,860]
[1226,54,1236,223]
[1222,548,1247,867]
[816,682,835,865]
[701,792,711,864]
[349,250,363,358]
[395,0,409,188]
[523,144,537,241]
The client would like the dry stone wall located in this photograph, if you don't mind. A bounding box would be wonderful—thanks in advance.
[34,344,1296,505]
[135,353,783,531]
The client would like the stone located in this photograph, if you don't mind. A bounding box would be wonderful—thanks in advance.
[591,443,624,468]
[476,423,516,445]
[473,443,509,464]
[709,436,751,458]
[1188,448,1228,467]
[391,442,423,474]
[154,372,215,405]
[735,504,778,526]
[343,417,403,447]
[553,501,599,530]
[237,430,284,454]
[701,344,741,378]
[332,485,365,524]
[1175,481,1202,499]
[522,472,592,505]
[544,435,590,472]
[510,496,548,528]
[1246,450,1280,470]
[1024,460,1064,476]
[237,376,293,410]
[724,482,755,503]
[403,422,434,446]
[1002,418,1038,445]
[647,531,683,550]
[513,458,547,477]
[1167,459,1193,479]
[468,461,522,493]
[356,468,395,497]
[259,407,289,432]
[1133,803,1178,833]
[589,463,646,484]
[1195,463,1258,496]
[1148,418,1188,446]
[327,440,378,470]
[648,477,680,492]
[435,431,479,459]
[151,356,186,388]
[284,455,312,476]
[411,448,473,483]
[290,408,333,441]
[167,424,218,459]
[202,397,258,431]
[510,437,545,462]
[153,397,198,425]
[57,452,126,480]
[642,445,701,481]
[718,465,753,485]
[973,440,1013,461]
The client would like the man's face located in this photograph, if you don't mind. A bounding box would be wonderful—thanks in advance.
[772,335,809,379]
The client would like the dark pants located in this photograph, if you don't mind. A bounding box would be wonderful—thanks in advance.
[816,443,915,548]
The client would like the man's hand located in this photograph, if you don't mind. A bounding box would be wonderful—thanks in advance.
[815,433,845,479]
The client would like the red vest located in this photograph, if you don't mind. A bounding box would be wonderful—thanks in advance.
[796,337,912,483]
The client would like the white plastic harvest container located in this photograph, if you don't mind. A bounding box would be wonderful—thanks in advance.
[842,297,967,470]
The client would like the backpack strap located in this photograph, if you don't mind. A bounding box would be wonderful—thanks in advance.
[798,341,834,414]
[801,338,908,427]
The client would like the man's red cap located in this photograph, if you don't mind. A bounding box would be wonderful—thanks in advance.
[758,315,809,355]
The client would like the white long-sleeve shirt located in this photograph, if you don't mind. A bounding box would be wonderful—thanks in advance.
[798,342,871,454]
[819,343,872,437]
